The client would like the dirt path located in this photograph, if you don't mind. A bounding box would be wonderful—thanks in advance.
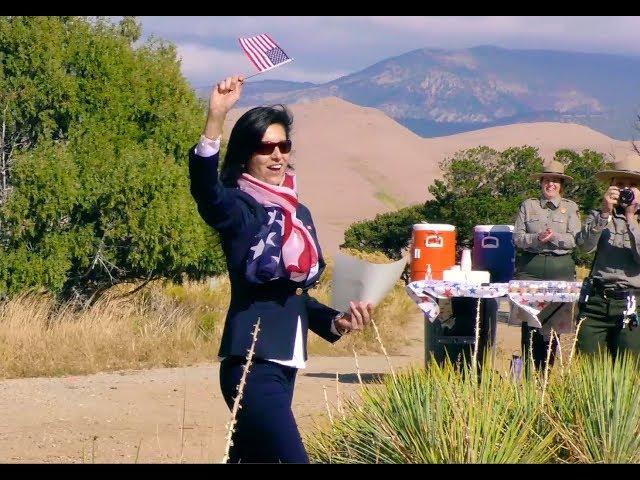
[0,314,521,463]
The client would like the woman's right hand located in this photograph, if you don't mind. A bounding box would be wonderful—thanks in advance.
[209,75,244,119]
[203,75,244,140]
[602,186,619,214]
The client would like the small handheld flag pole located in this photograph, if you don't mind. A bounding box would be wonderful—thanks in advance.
[243,59,293,81]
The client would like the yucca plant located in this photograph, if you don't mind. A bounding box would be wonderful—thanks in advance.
[547,351,640,463]
[306,358,556,463]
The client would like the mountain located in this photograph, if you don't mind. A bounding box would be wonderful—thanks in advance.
[223,97,633,254]
[215,45,640,141]
[195,80,316,103]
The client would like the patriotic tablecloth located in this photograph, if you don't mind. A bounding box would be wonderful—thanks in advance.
[406,279,583,335]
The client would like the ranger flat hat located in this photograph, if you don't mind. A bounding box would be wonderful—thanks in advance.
[530,159,573,183]
[596,151,640,183]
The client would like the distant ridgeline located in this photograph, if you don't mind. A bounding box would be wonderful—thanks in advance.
[203,46,640,141]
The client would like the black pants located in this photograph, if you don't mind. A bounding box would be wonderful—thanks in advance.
[516,252,575,372]
[219,356,309,463]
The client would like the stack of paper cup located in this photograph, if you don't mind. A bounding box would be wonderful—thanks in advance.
[460,249,472,271]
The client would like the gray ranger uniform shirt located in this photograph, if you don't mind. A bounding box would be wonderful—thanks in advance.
[514,197,581,255]
[576,209,640,289]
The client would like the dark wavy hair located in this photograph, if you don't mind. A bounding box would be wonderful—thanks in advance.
[220,104,293,187]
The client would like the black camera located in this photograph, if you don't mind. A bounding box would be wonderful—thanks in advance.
[619,188,635,208]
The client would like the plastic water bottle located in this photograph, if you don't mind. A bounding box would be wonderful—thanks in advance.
[510,355,523,382]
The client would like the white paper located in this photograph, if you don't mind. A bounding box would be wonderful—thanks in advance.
[331,252,407,312]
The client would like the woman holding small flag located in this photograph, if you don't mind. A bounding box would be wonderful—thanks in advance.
[188,74,373,463]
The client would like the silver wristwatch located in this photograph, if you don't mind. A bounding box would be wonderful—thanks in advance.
[334,312,350,335]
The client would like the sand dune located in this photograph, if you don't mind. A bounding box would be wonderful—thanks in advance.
[224,97,633,254]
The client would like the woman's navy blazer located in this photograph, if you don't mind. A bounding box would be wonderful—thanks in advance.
[188,147,341,361]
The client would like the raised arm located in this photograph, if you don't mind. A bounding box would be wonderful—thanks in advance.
[576,210,608,253]
[203,75,244,142]
[623,186,640,264]
[189,75,247,232]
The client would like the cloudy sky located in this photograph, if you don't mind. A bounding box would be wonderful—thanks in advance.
[132,16,640,87]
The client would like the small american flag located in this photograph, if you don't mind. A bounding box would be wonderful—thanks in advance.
[238,34,293,74]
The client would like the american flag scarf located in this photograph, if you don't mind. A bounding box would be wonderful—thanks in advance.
[237,171,320,286]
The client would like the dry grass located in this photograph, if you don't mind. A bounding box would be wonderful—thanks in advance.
[575,265,589,281]
[0,281,224,379]
[0,250,417,379]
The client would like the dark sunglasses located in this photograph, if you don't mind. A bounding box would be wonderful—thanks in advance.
[255,139,292,155]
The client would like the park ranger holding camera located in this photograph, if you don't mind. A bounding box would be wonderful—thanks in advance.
[575,151,640,358]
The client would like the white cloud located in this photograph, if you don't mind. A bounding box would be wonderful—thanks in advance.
[176,43,247,84]
[362,16,640,55]
[176,42,347,86]
[137,16,640,86]
[140,16,268,39]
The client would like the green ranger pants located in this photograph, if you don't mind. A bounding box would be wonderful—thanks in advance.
[577,291,640,358]
[515,252,575,370]
[515,252,576,281]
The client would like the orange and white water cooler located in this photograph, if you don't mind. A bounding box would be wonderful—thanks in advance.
[410,223,456,281]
